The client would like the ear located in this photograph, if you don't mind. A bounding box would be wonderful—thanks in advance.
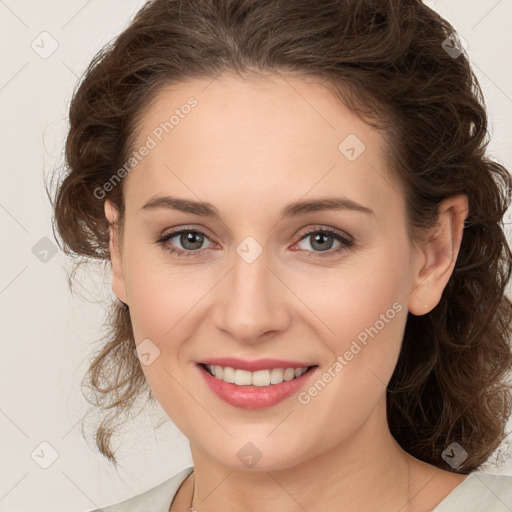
[408,194,469,315]
[104,199,129,306]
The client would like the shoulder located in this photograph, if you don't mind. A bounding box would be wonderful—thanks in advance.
[85,466,194,512]
[433,471,512,511]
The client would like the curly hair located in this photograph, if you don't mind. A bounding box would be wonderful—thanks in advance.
[48,0,512,470]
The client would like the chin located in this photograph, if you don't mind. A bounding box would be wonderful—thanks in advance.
[202,434,313,473]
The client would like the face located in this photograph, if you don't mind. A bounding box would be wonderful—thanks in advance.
[105,71,431,472]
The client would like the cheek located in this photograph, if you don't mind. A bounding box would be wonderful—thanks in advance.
[294,247,409,395]
[296,248,407,343]
[123,244,212,341]
[296,289,407,439]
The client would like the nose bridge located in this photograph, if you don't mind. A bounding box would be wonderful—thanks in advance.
[213,241,290,342]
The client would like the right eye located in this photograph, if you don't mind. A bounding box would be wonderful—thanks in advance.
[156,228,215,258]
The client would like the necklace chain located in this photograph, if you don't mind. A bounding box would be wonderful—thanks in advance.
[187,472,196,512]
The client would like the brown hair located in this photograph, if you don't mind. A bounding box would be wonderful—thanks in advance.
[48,0,512,470]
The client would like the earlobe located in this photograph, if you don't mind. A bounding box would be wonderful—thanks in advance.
[408,194,469,316]
[104,199,129,306]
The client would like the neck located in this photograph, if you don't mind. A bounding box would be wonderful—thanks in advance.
[187,402,416,512]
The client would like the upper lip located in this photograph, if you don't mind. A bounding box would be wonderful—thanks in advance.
[198,357,317,372]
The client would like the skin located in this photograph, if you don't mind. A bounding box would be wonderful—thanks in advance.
[104,71,469,512]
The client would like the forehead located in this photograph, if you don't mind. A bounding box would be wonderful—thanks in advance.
[125,72,401,222]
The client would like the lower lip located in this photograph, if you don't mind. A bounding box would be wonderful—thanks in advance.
[196,364,318,409]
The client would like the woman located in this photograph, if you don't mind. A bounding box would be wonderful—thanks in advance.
[50,0,512,510]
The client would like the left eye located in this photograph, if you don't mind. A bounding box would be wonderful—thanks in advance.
[293,228,353,257]
[297,231,341,251]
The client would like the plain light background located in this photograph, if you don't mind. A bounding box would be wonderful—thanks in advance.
[0,1,511,510]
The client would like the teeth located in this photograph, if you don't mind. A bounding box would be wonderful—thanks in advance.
[205,365,310,386]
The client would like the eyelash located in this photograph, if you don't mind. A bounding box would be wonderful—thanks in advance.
[155,225,354,259]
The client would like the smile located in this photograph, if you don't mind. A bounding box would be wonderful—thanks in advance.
[196,363,319,409]
[203,364,314,386]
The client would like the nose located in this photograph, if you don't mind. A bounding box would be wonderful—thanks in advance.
[212,249,291,344]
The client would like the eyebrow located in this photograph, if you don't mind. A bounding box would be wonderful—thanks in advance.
[141,195,375,218]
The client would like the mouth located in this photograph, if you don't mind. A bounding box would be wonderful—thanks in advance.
[196,362,319,409]
[198,363,318,386]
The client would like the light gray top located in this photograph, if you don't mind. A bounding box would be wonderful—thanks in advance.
[87,467,512,511]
